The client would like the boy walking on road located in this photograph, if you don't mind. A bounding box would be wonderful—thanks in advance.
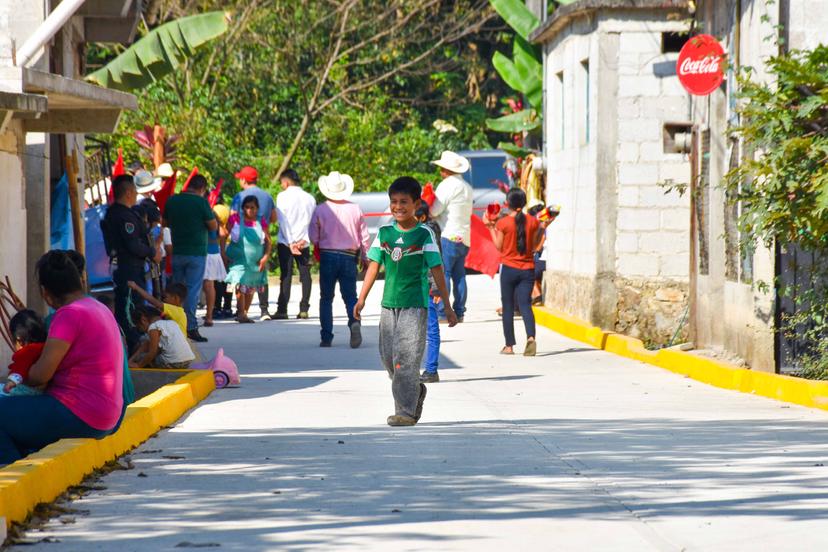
[354,177,457,427]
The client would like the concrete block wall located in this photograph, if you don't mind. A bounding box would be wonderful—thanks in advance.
[613,26,690,283]
[540,9,691,345]
[0,122,27,371]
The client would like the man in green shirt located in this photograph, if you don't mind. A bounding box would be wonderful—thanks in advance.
[355,177,457,427]
[162,175,217,342]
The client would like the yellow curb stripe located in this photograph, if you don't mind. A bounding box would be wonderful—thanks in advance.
[0,369,215,527]
[533,306,828,412]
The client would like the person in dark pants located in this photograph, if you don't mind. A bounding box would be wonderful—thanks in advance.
[484,188,549,357]
[309,171,371,348]
[274,169,316,319]
[101,175,161,354]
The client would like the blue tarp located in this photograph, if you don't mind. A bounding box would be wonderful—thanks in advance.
[85,204,111,287]
[49,173,111,287]
[49,173,74,250]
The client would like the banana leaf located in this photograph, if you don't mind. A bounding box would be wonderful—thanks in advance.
[486,109,541,133]
[489,0,540,41]
[493,51,542,110]
[497,141,534,158]
[87,12,229,92]
[513,37,543,108]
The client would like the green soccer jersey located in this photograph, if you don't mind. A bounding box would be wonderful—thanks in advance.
[367,222,443,308]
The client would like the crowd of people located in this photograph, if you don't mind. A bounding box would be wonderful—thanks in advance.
[0,150,554,463]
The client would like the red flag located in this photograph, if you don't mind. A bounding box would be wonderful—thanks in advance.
[207,178,224,207]
[182,166,198,192]
[422,182,436,207]
[108,148,125,204]
[464,214,500,278]
[154,170,177,213]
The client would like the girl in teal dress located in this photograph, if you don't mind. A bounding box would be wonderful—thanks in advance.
[225,196,272,323]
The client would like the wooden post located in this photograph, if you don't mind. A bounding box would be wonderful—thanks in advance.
[65,149,87,290]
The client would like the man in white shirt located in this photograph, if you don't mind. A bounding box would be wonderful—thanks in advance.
[274,169,317,319]
[429,150,473,322]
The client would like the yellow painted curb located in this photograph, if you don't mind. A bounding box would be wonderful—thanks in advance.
[0,369,215,527]
[533,306,828,413]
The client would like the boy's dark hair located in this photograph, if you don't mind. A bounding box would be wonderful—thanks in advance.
[9,309,47,344]
[279,168,300,185]
[165,282,187,301]
[388,176,421,201]
[241,195,260,209]
[415,204,431,220]
[112,174,136,200]
[36,250,83,299]
[527,203,544,217]
[131,304,162,325]
[188,174,209,191]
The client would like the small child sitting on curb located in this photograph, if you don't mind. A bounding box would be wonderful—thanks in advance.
[127,280,188,336]
[2,310,48,396]
[129,305,195,369]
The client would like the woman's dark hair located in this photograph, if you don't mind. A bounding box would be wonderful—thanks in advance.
[507,188,529,254]
[241,195,260,209]
[64,249,86,273]
[527,203,544,217]
[36,250,83,299]
[9,309,47,344]
[131,304,162,326]
[388,176,421,201]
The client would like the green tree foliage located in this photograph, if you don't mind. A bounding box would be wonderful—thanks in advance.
[725,45,828,377]
[92,0,511,197]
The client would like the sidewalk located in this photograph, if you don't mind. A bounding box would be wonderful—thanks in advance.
[13,275,828,551]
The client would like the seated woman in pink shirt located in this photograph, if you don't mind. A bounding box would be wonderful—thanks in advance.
[0,251,124,466]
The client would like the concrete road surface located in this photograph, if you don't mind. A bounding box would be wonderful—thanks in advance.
[13,275,828,551]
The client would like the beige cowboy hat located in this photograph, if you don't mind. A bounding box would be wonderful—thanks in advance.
[135,169,162,194]
[156,162,175,178]
[318,171,355,201]
[431,150,470,174]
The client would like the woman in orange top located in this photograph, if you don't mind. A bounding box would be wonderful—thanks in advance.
[484,188,546,356]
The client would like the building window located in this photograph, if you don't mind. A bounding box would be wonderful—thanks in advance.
[581,60,590,145]
[661,32,686,53]
[556,71,564,149]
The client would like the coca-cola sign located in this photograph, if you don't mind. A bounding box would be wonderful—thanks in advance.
[677,34,725,96]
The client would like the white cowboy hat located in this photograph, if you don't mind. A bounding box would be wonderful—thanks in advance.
[135,170,162,194]
[318,171,355,201]
[156,162,174,178]
[431,150,470,174]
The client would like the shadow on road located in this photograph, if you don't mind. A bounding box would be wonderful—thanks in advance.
[51,417,828,550]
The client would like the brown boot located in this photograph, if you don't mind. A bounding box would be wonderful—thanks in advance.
[387,415,417,427]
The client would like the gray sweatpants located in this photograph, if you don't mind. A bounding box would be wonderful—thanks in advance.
[379,307,428,418]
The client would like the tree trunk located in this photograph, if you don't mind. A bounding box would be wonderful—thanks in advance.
[277,111,312,178]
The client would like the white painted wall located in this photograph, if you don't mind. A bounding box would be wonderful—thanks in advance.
[542,11,690,283]
[611,24,690,281]
[0,126,28,371]
[544,30,598,277]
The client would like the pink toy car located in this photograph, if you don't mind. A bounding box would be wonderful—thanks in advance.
[191,348,240,389]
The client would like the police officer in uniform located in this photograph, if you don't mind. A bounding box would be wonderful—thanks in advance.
[102,174,161,353]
